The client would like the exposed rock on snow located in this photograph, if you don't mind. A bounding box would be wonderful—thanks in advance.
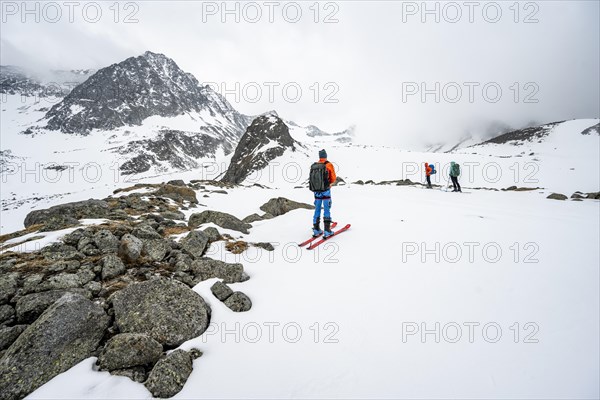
[224,291,252,312]
[210,280,234,301]
[0,293,109,400]
[222,114,298,184]
[259,197,314,217]
[110,278,211,347]
[191,258,248,283]
[188,210,251,233]
[98,333,163,371]
[547,193,568,200]
[145,348,201,398]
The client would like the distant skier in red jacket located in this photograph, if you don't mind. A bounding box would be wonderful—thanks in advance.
[425,162,433,188]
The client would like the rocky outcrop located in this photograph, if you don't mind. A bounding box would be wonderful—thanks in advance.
[110,279,211,347]
[0,293,109,400]
[23,199,110,229]
[188,210,251,234]
[221,114,297,184]
[259,197,313,217]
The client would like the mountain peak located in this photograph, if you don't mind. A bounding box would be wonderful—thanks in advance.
[40,52,244,135]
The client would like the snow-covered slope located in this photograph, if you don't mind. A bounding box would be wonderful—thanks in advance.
[24,180,600,400]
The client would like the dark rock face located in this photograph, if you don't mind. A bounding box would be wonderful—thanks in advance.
[145,349,197,398]
[221,114,297,184]
[188,210,251,233]
[98,333,163,371]
[119,129,231,175]
[482,121,563,145]
[581,123,599,135]
[43,51,248,136]
[110,279,210,347]
[23,199,110,228]
[0,293,109,400]
[259,197,313,217]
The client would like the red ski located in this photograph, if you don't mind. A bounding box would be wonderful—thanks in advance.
[307,224,351,250]
[298,222,338,247]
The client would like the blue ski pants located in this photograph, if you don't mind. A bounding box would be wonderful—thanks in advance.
[313,189,332,223]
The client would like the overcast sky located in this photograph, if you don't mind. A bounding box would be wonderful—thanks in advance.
[1,1,598,147]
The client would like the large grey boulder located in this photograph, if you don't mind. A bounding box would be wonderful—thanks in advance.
[259,197,313,217]
[118,233,144,262]
[93,229,120,253]
[188,210,251,234]
[111,279,210,347]
[98,333,163,371]
[179,230,209,259]
[0,293,109,400]
[15,288,90,323]
[23,199,110,228]
[102,254,126,280]
[145,349,200,398]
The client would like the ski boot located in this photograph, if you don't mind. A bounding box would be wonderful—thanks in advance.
[323,218,334,239]
[312,218,323,237]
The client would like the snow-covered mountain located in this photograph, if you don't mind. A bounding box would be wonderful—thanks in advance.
[38,51,248,137]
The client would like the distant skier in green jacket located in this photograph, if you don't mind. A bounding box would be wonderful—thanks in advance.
[450,161,461,192]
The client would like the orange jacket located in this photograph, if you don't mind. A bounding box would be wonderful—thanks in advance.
[425,163,432,177]
[319,158,337,184]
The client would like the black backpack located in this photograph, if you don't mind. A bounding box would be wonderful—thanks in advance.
[309,161,330,192]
